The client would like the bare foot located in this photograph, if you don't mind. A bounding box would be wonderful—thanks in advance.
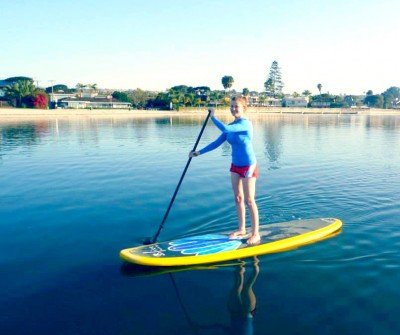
[229,230,247,239]
[247,233,261,245]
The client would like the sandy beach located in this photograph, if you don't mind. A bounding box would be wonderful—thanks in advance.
[0,107,398,122]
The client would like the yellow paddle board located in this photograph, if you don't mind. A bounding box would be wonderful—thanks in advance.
[120,218,342,267]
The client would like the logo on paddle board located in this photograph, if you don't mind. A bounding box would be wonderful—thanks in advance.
[168,234,242,256]
[143,245,166,257]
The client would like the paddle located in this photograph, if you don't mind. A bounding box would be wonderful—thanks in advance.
[143,110,212,245]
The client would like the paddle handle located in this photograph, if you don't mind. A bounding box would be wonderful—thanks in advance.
[150,110,212,244]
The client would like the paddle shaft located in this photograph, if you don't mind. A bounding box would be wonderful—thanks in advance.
[150,110,212,244]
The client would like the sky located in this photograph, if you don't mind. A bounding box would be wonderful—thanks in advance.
[1,0,399,95]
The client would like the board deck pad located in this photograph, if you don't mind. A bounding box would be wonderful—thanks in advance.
[120,218,342,266]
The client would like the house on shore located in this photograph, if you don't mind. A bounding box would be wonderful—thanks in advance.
[246,92,283,107]
[58,96,132,109]
[49,92,76,108]
[310,101,331,108]
[265,97,282,107]
[247,92,259,106]
[283,96,309,107]
[51,87,132,109]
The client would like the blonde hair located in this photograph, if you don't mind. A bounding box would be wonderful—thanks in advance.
[231,96,248,111]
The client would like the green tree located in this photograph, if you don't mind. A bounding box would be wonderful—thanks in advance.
[293,92,300,97]
[242,88,250,96]
[331,95,345,108]
[45,84,69,93]
[193,86,211,105]
[129,89,154,108]
[112,91,131,103]
[264,61,284,98]
[194,98,202,107]
[187,92,196,106]
[310,93,334,107]
[209,90,223,106]
[5,76,33,83]
[382,86,400,108]
[221,76,234,91]
[193,86,211,97]
[146,92,171,110]
[170,85,190,95]
[343,95,356,107]
[302,90,312,97]
[364,94,383,108]
[4,79,37,107]
[168,85,191,108]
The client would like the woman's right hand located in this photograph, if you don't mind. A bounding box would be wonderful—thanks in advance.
[189,150,200,158]
[208,108,215,117]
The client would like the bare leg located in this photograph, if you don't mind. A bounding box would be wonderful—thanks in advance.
[243,177,260,245]
[227,263,245,317]
[243,257,259,313]
[229,172,246,238]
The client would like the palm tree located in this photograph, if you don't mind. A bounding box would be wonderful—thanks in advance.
[221,76,234,94]
[90,83,98,94]
[317,83,322,95]
[317,84,322,103]
[5,80,36,107]
[76,83,86,97]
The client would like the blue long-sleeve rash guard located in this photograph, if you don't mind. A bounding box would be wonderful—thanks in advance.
[199,116,256,166]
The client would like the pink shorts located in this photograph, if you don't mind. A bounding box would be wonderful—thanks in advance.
[230,164,259,178]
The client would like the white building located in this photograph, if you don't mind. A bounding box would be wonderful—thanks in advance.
[283,96,309,107]
[49,92,76,106]
[311,101,331,108]
[265,97,282,107]
[59,97,132,109]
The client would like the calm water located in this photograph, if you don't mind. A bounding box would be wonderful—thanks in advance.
[1,114,399,335]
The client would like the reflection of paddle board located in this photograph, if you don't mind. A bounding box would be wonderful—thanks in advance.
[120,260,245,278]
[120,218,342,267]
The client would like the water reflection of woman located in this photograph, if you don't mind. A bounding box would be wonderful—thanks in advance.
[227,257,259,335]
[121,258,260,335]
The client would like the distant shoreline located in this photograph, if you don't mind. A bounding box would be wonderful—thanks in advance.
[0,107,398,121]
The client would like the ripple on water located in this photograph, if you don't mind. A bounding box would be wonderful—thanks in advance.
[1,115,400,335]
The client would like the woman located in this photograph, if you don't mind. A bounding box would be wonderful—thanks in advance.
[190,97,260,245]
